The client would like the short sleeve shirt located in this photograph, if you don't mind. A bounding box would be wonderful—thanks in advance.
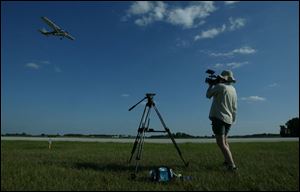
[206,83,237,124]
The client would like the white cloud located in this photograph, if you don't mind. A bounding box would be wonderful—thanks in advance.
[175,38,190,48]
[128,1,153,15]
[240,96,266,102]
[210,52,232,57]
[25,60,62,73]
[153,1,167,20]
[195,17,246,41]
[194,24,226,40]
[268,83,279,88]
[41,60,50,65]
[126,1,216,29]
[228,17,246,31]
[135,17,153,26]
[210,46,256,57]
[226,61,249,69]
[121,94,130,97]
[167,2,216,28]
[213,63,224,68]
[212,61,248,69]
[125,2,246,43]
[232,46,256,54]
[127,1,167,26]
[224,1,240,5]
[25,62,40,69]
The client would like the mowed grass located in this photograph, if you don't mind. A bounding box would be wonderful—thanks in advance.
[1,140,299,191]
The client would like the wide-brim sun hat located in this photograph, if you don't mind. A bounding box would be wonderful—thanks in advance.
[218,70,236,83]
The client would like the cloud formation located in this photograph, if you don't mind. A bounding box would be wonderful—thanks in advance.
[167,2,216,28]
[25,62,40,69]
[224,1,240,5]
[25,60,62,73]
[126,1,216,29]
[121,94,130,97]
[268,83,279,88]
[240,96,266,102]
[194,17,246,40]
[226,61,249,69]
[128,1,167,26]
[175,38,190,48]
[209,46,256,57]
[194,24,226,40]
[213,61,249,69]
[128,1,154,15]
[228,17,246,31]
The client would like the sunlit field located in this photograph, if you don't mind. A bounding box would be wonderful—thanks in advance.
[1,140,298,191]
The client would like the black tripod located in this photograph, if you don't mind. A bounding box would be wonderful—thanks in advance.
[128,93,189,178]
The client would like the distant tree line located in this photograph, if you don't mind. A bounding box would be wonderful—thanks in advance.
[149,132,196,139]
[3,128,295,138]
[0,133,132,138]
[2,132,282,138]
[228,133,280,138]
[280,117,299,137]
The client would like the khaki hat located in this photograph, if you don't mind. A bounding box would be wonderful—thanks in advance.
[218,70,236,83]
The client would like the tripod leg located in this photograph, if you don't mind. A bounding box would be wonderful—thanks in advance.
[153,105,189,167]
[128,130,142,163]
[133,106,152,174]
[134,126,146,174]
[135,107,151,161]
[129,105,148,163]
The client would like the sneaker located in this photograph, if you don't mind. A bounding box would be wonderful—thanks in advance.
[227,165,238,171]
[222,161,229,167]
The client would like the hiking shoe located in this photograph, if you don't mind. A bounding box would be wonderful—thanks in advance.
[227,165,238,171]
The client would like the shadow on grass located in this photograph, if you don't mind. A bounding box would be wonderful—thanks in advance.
[73,162,188,172]
[72,162,166,182]
[73,162,133,172]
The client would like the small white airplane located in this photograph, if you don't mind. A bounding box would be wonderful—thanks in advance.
[38,16,75,40]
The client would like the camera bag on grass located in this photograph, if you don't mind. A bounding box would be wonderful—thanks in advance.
[149,166,174,182]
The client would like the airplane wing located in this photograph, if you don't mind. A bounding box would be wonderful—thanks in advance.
[65,33,75,40]
[41,17,62,31]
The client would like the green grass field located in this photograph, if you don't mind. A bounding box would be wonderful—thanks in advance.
[1,140,299,191]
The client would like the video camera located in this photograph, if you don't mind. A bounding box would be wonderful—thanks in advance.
[205,69,221,85]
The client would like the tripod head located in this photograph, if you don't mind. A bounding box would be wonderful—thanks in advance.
[145,93,155,100]
[128,93,156,111]
[146,93,156,97]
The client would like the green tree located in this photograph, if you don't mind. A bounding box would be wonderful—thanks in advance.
[280,125,287,137]
[280,117,299,137]
[286,117,299,137]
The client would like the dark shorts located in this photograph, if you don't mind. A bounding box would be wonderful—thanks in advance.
[211,117,231,136]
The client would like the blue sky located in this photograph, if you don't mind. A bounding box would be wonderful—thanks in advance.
[1,1,299,136]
